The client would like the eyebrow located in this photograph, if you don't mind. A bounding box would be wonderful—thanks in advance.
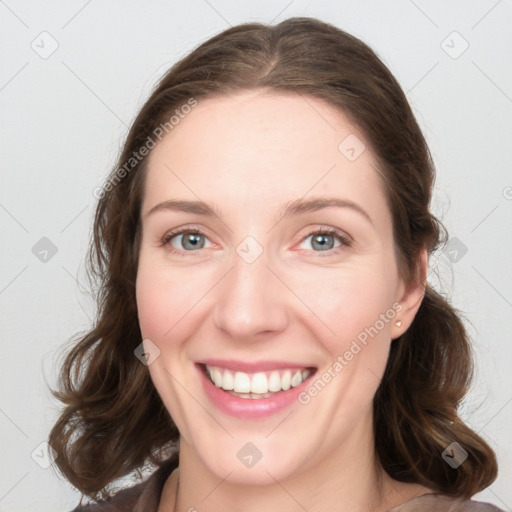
[144,196,374,226]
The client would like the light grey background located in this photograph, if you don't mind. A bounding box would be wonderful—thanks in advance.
[1,1,511,511]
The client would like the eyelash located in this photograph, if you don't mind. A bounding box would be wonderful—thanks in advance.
[160,225,352,257]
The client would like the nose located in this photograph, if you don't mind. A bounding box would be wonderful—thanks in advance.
[212,246,290,342]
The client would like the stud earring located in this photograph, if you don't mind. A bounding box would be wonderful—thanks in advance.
[395,320,402,327]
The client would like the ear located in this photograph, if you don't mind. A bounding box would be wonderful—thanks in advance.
[390,247,427,340]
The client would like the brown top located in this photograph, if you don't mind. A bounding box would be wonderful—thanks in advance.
[71,457,504,512]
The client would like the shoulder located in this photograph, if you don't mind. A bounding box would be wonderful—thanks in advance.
[69,481,145,511]
[388,492,505,512]
[69,456,179,512]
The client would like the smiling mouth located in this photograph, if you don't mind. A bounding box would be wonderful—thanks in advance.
[199,363,317,399]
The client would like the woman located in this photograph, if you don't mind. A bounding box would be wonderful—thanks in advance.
[49,17,503,512]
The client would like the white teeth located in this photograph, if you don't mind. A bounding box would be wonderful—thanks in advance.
[222,369,234,390]
[291,370,302,387]
[233,372,251,393]
[281,370,291,390]
[205,365,313,396]
[268,371,281,392]
[212,367,223,387]
[251,372,268,394]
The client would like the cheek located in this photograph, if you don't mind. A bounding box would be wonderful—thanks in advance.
[136,240,399,349]
[135,255,217,351]
[323,264,396,313]
[136,274,167,340]
[135,259,188,342]
[300,262,398,358]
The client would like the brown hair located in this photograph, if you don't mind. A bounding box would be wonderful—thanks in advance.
[49,17,498,502]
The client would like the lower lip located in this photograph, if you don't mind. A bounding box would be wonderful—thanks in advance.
[197,364,315,420]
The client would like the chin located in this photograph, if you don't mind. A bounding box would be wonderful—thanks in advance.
[184,429,316,488]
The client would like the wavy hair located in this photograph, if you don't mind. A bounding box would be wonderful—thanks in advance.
[49,16,498,502]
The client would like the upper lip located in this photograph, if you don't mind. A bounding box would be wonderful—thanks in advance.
[198,359,316,373]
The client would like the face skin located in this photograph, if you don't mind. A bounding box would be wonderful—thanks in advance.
[135,89,428,512]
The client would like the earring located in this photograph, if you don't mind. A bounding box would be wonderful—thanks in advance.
[395,320,402,327]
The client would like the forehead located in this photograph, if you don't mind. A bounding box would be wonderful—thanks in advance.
[143,90,390,229]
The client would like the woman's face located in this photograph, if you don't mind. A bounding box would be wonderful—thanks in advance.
[136,90,423,485]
